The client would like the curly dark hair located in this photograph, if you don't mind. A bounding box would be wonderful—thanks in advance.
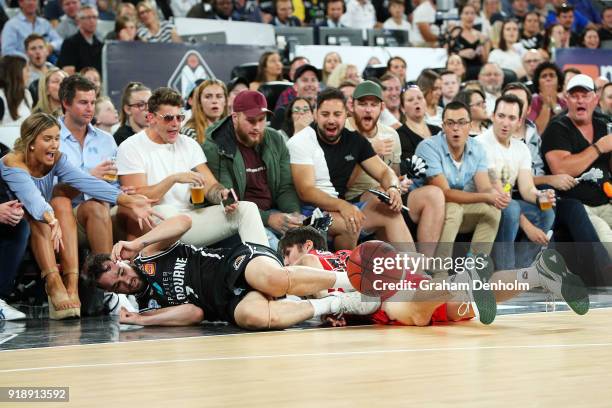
[532,61,563,94]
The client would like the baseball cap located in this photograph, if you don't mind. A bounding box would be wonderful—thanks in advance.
[566,74,594,93]
[353,80,383,101]
[294,64,321,82]
[233,90,271,118]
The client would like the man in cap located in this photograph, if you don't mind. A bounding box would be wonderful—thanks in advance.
[345,80,445,257]
[205,90,302,249]
[271,64,320,130]
[542,74,612,243]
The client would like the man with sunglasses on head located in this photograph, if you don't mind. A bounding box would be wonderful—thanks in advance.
[116,87,269,248]
[542,74,612,245]
[415,101,504,272]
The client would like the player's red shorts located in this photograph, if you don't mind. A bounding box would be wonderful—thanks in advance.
[370,304,473,326]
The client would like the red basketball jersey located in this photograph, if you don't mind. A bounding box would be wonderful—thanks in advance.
[308,249,352,272]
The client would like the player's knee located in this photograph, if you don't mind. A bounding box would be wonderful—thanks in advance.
[260,268,290,297]
[237,306,270,330]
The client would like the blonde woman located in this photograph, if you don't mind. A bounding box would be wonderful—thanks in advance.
[136,0,181,43]
[321,52,342,86]
[182,79,229,144]
[32,68,68,117]
[0,113,156,319]
[326,64,361,88]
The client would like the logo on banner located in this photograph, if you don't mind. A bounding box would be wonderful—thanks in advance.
[168,50,215,99]
[143,263,156,276]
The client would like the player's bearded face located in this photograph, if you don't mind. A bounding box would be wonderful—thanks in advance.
[98,260,147,294]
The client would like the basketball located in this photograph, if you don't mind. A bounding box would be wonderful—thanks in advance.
[346,240,404,299]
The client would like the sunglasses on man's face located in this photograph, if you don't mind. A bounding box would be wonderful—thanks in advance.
[156,113,185,123]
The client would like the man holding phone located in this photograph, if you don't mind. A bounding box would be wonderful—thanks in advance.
[116,87,269,247]
[205,91,303,250]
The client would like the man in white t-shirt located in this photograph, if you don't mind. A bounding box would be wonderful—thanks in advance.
[383,0,411,32]
[116,87,268,247]
[411,0,439,47]
[345,81,445,257]
[287,87,410,251]
[475,94,555,270]
[340,0,376,30]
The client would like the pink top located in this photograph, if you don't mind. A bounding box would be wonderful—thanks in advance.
[528,94,567,122]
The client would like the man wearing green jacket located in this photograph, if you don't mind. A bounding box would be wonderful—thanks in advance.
[204,91,302,250]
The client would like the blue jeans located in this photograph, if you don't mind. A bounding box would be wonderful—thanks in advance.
[0,219,30,298]
[494,199,555,270]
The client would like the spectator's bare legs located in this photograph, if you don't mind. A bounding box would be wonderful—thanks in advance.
[328,211,359,250]
[29,218,79,317]
[406,186,445,257]
[77,200,113,254]
[50,196,81,309]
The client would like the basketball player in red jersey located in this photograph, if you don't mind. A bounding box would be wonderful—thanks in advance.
[279,227,590,326]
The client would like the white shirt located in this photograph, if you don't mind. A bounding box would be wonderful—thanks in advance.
[287,126,338,198]
[475,127,531,188]
[383,18,411,32]
[411,1,438,46]
[488,47,524,77]
[0,89,32,127]
[116,130,207,209]
[379,108,401,128]
[340,0,376,30]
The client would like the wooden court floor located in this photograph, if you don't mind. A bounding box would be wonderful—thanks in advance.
[1,308,612,407]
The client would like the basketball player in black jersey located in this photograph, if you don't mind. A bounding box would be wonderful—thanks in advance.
[84,215,376,328]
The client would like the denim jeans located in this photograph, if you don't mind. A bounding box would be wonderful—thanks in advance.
[494,199,555,270]
[0,219,30,298]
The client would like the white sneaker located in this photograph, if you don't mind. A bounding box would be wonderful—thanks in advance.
[104,293,139,315]
[534,249,589,315]
[335,291,381,316]
[0,299,26,320]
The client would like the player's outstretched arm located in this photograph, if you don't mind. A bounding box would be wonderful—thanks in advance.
[119,304,204,326]
[111,215,193,261]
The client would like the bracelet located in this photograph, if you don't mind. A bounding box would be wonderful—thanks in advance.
[388,185,400,191]
[593,143,603,156]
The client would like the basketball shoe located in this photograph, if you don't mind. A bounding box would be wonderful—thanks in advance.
[452,253,497,325]
[533,249,589,315]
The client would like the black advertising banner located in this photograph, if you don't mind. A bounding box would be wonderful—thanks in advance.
[103,41,274,107]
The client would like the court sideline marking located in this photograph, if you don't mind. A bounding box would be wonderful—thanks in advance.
[1,341,611,374]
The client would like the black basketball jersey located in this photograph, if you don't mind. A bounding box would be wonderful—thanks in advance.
[133,242,229,318]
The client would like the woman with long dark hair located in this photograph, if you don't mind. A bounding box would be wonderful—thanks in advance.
[249,51,285,91]
[0,55,32,126]
[281,97,313,139]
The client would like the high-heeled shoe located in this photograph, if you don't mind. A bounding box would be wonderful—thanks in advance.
[42,270,79,320]
[62,270,81,318]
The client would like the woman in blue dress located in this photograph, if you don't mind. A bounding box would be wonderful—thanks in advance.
[1,113,157,319]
